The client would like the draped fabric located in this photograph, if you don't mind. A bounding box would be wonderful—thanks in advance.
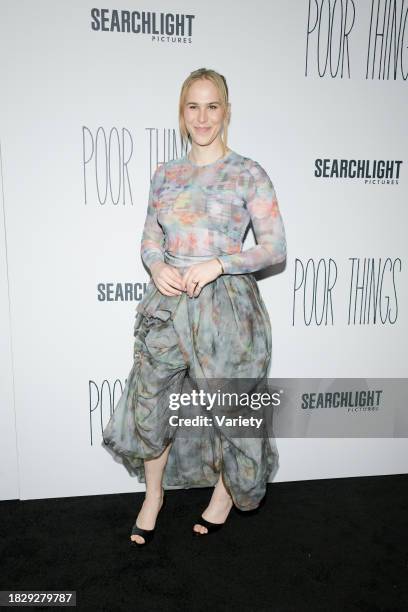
[102,255,280,511]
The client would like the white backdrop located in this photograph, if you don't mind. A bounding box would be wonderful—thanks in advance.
[1,0,407,501]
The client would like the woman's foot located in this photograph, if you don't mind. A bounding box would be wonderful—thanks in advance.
[130,488,164,545]
[193,477,234,535]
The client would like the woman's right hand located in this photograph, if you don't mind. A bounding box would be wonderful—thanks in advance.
[150,261,185,296]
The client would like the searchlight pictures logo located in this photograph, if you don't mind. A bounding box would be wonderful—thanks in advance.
[314,158,403,184]
[90,8,195,43]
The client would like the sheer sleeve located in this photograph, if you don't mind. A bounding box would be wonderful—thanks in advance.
[140,163,166,271]
[217,160,287,274]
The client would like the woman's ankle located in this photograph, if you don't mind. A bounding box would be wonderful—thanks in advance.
[145,487,163,501]
[212,489,233,504]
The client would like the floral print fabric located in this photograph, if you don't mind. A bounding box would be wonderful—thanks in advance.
[141,149,287,275]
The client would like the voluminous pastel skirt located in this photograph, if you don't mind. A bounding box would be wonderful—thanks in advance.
[101,253,279,511]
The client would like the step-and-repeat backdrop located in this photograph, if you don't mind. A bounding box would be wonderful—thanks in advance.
[1,0,407,501]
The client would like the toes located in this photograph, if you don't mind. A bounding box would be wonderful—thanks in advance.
[130,535,145,545]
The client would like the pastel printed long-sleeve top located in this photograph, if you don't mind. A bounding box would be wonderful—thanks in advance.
[140,149,287,275]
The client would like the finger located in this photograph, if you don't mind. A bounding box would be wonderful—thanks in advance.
[181,273,190,291]
[157,285,173,296]
[157,270,183,290]
[166,269,185,291]
[181,266,196,284]
[167,264,183,280]
[183,267,205,297]
[193,281,203,298]
[156,280,173,296]
[187,278,202,298]
[162,276,184,292]
[180,267,192,290]
[170,265,184,279]
[158,279,182,296]
[184,276,194,297]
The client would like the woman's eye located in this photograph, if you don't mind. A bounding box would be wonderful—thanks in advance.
[188,105,218,110]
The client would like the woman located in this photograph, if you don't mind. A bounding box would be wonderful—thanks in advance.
[102,67,287,545]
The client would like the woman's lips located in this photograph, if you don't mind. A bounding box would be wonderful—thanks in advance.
[195,127,211,133]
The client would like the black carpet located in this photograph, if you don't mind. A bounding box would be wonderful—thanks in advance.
[1,474,407,612]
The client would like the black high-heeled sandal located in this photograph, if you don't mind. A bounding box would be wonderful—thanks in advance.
[192,514,226,536]
[130,488,165,546]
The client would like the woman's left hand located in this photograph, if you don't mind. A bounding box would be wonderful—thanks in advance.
[182,259,223,298]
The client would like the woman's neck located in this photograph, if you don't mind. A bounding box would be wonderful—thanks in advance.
[188,144,230,166]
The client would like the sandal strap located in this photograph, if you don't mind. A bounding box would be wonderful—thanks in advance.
[130,487,165,543]
[196,516,225,531]
[131,523,155,544]
[131,524,155,536]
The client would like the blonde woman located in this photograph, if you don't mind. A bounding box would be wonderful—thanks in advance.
[102,67,287,545]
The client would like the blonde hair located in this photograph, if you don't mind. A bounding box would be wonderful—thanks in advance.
[179,68,230,155]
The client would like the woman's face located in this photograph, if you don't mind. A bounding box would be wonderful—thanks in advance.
[183,79,227,148]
